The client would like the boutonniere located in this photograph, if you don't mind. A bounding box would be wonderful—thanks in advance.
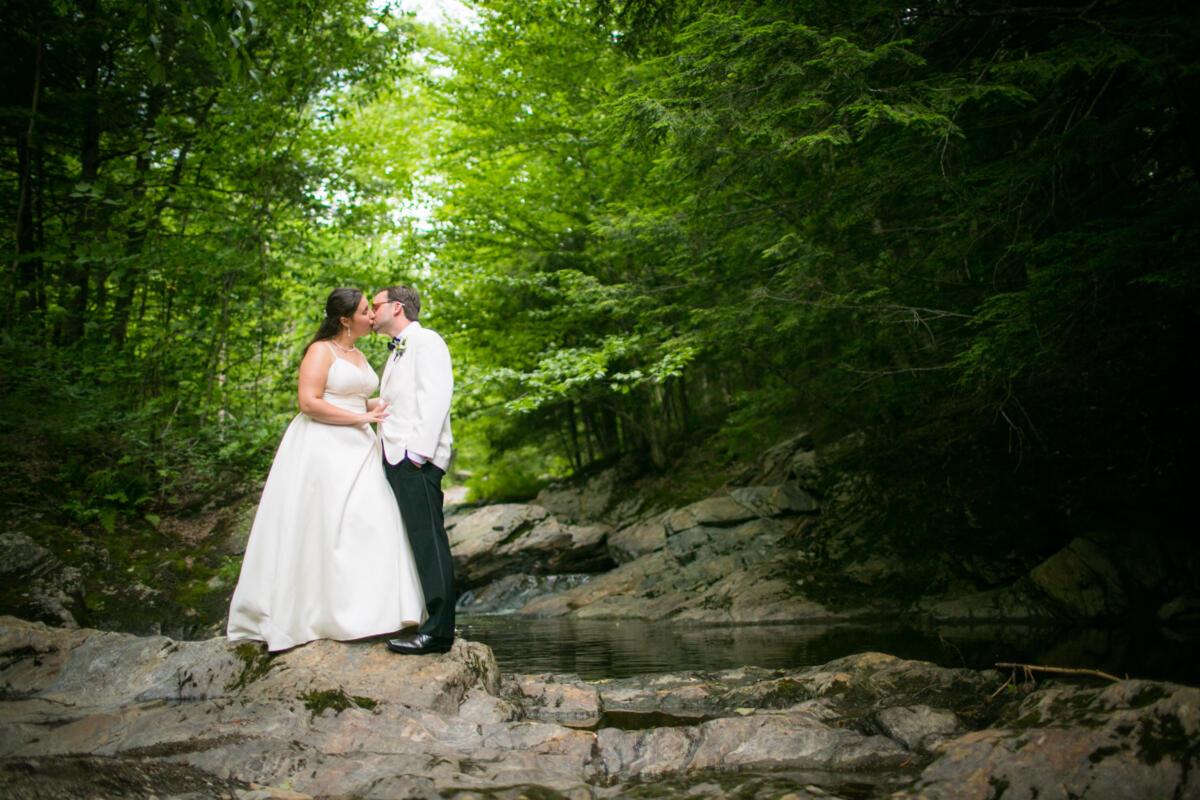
[389,336,408,361]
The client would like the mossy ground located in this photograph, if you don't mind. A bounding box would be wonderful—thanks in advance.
[300,688,378,718]
[227,642,278,692]
[2,505,251,639]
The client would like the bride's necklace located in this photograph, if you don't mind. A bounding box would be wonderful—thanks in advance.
[331,336,357,353]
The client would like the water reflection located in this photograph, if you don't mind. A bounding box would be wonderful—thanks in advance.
[457,615,1200,684]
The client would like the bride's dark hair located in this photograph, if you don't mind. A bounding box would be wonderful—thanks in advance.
[304,287,363,356]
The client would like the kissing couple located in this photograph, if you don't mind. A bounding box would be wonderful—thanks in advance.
[227,285,456,656]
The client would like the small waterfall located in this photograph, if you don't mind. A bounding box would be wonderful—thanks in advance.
[457,573,593,614]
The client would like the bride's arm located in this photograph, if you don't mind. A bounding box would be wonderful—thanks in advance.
[297,347,388,426]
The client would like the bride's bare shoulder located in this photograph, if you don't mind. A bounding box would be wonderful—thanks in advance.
[299,341,336,373]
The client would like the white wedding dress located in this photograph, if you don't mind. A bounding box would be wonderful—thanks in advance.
[227,346,426,651]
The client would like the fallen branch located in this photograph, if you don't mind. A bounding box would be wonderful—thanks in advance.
[995,662,1122,682]
[987,673,1014,701]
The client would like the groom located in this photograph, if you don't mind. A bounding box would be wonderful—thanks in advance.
[371,285,456,655]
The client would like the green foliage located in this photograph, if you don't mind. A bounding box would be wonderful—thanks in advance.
[0,0,417,527]
[2,0,1197,617]
[463,447,549,504]
[399,0,1198,545]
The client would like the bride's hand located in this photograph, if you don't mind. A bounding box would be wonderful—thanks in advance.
[360,402,389,425]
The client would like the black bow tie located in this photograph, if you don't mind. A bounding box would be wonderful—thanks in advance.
[387,336,403,351]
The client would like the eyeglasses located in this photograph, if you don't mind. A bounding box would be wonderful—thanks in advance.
[372,300,400,312]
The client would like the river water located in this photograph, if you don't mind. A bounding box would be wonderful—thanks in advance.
[457,614,1200,684]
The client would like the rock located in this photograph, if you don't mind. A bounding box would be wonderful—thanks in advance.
[665,496,758,532]
[509,673,602,727]
[1157,594,1200,627]
[457,685,519,724]
[456,573,592,614]
[1030,537,1128,618]
[442,483,470,510]
[789,449,820,483]
[0,533,83,628]
[752,432,816,485]
[842,553,899,586]
[875,705,963,752]
[447,504,614,588]
[447,503,550,558]
[896,679,1200,799]
[540,481,824,621]
[0,616,541,798]
[607,495,646,527]
[519,551,674,618]
[595,712,908,782]
[917,582,1057,622]
[608,512,669,563]
[518,515,859,623]
[728,484,819,517]
[672,565,850,624]
[0,533,60,582]
[2,617,1196,799]
[534,468,617,523]
[0,755,254,799]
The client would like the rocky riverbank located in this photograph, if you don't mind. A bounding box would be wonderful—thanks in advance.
[2,615,1196,799]
[5,429,1198,646]
[450,433,1200,633]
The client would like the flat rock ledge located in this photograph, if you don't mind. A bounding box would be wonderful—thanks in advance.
[2,616,1197,800]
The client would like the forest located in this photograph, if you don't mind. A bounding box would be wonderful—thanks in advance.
[1,0,1197,619]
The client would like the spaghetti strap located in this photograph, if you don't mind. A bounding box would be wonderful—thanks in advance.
[323,340,371,373]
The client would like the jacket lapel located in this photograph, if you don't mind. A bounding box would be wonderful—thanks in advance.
[380,322,420,395]
[380,348,398,394]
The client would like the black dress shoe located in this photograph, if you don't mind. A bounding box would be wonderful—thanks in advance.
[386,633,454,655]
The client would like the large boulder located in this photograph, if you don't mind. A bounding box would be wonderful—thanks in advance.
[896,679,1200,799]
[533,468,619,524]
[1030,537,1128,618]
[875,704,964,753]
[449,483,823,623]
[728,483,819,517]
[1158,594,1200,629]
[446,504,614,589]
[0,533,83,628]
[520,487,833,622]
[743,431,817,485]
[918,582,1058,622]
[456,573,592,614]
[608,511,670,563]
[664,495,758,532]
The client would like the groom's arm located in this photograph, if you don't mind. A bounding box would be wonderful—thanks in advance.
[409,332,453,460]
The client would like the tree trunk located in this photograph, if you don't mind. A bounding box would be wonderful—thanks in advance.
[112,86,165,347]
[63,0,103,343]
[564,401,583,472]
[677,376,692,430]
[11,41,43,321]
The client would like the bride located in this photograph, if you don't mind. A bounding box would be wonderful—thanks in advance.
[227,288,426,651]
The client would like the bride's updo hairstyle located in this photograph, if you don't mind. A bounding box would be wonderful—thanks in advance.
[304,287,363,355]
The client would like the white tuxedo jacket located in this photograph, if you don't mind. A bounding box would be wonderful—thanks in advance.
[378,322,454,471]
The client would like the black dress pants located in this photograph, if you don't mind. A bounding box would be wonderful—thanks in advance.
[383,456,455,640]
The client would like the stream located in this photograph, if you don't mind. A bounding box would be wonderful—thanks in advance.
[457,614,1200,684]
